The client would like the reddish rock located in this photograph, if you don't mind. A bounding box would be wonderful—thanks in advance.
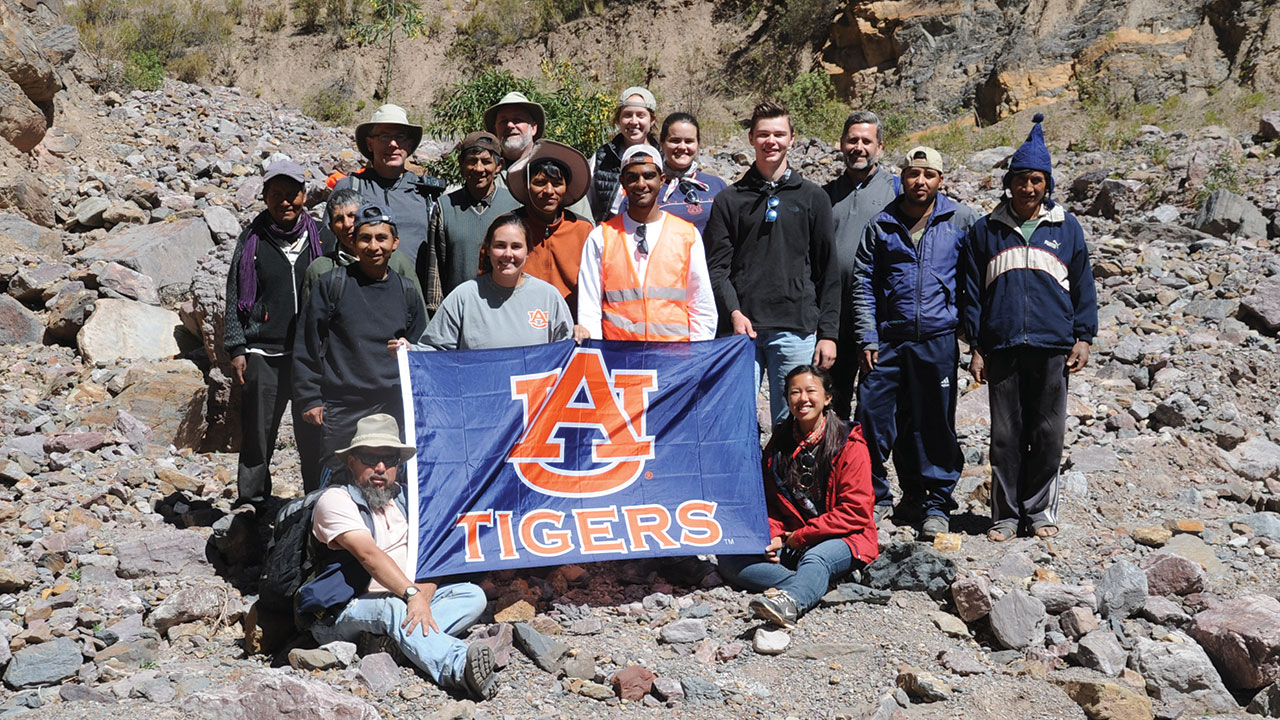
[1189,594,1280,690]
[611,665,656,701]
[1142,553,1206,597]
[951,574,992,622]
[43,431,109,454]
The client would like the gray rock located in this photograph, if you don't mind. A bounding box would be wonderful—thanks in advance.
[1243,275,1280,333]
[865,542,957,599]
[115,530,214,579]
[1229,512,1280,541]
[1248,681,1280,717]
[680,676,722,705]
[77,298,183,364]
[896,664,952,702]
[1142,552,1205,596]
[1097,560,1148,618]
[1059,607,1099,639]
[2,637,82,689]
[660,618,707,644]
[512,622,567,672]
[1194,188,1267,239]
[0,294,43,344]
[1164,534,1228,577]
[183,668,379,719]
[59,683,116,704]
[951,575,993,622]
[988,590,1046,650]
[322,640,358,667]
[1131,631,1237,715]
[819,583,892,606]
[202,206,240,241]
[98,262,159,304]
[0,212,63,257]
[1069,445,1122,473]
[938,648,988,675]
[289,647,341,671]
[1188,594,1280,690]
[992,551,1038,580]
[1073,630,1128,677]
[45,285,96,340]
[1140,595,1190,626]
[559,652,595,680]
[1029,582,1097,613]
[752,628,790,655]
[652,676,684,702]
[356,652,399,696]
[73,196,112,227]
[8,262,70,301]
[149,582,238,633]
[1228,439,1280,482]
[75,217,214,302]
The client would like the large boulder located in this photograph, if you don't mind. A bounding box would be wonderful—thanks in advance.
[0,212,61,257]
[0,1,60,104]
[182,668,379,720]
[1188,594,1280,691]
[75,218,214,303]
[1241,275,1280,335]
[115,529,214,579]
[80,360,207,452]
[0,72,45,152]
[1192,189,1268,240]
[185,242,237,450]
[77,298,184,364]
[0,170,56,229]
[1130,631,1238,716]
[2,636,82,689]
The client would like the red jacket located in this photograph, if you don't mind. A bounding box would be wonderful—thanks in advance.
[764,424,879,564]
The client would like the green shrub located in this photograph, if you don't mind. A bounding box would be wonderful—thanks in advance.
[124,49,164,90]
[422,62,613,184]
[303,85,354,125]
[777,71,845,142]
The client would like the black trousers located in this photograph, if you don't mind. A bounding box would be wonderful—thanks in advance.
[986,347,1068,529]
[320,392,404,470]
[237,353,324,503]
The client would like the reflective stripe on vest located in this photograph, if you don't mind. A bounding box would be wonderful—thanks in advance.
[599,214,696,342]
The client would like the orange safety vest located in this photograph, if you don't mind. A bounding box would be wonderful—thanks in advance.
[599,214,696,341]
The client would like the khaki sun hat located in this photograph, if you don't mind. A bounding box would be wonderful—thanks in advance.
[900,146,944,173]
[355,104,424,161]
[334,413,417,463]
[506,140,590,208]
[483,92,546,140]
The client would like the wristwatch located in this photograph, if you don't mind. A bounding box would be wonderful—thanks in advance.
[403,586,420,602]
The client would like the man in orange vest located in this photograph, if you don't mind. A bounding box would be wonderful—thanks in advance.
[576,144,717,341]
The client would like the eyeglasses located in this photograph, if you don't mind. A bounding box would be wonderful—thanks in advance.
[369,132,411,145]
[635,224,649,255]
[765,195,780,223]
[353,451,401,468]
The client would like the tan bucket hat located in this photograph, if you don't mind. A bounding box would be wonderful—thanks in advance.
[355,104,424,161]
[334,413,417,463]
[506,140,590,208]
[483,92,546,140]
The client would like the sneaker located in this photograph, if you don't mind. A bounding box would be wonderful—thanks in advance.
[748,588,799,628]
[873,504,893,524]
[462,642,498,700]
[919,515,949,541]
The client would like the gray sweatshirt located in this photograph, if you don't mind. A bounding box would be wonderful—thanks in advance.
[419,274,572,350]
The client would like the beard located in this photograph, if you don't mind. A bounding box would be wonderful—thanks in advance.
[844,151,880,173]
[501,130,532,159]
[360,475,401,509]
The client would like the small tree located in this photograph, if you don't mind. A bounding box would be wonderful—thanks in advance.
[353,0,428,101]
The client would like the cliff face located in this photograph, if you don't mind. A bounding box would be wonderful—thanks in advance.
[821,0,1278,123]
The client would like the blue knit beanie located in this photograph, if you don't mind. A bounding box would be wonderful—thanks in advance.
[1005,113,1054,198]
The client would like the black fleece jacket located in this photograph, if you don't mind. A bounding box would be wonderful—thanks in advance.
[704,165,840,340]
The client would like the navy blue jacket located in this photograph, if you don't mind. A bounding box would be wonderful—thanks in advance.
[853,192,976,350]
[961,201,1097,352]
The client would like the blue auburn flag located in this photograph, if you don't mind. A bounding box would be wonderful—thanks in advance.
[398,335,767,577]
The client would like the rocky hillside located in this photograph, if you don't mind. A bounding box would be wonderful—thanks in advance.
[3,0,1280,719]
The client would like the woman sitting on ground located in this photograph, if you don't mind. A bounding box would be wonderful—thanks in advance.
[717,365,879,627]
[391,214,573,351]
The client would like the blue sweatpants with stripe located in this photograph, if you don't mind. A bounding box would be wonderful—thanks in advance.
[854,332,962,519]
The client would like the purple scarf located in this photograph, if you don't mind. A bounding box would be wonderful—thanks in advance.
[236,210,322,314]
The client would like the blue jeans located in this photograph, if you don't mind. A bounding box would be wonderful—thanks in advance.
[311,583,486,688]
[753,331,817,423]
[717,538,856,613]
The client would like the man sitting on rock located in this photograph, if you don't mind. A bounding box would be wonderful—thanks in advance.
[301,413,497,699]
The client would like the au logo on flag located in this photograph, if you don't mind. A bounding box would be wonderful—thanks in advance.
[402,336,769,576]
[508,349,656,498]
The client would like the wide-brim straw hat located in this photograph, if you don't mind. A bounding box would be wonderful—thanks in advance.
[483,92,546,140]
[506,140,590,208]
[333,413,417,463]
[355,104,424,161]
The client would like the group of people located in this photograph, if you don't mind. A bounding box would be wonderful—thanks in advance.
[223,82,1097,699]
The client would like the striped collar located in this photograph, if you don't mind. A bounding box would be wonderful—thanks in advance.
[992,200,1063,232]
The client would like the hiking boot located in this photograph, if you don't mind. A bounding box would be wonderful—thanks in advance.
[749,588,798,628]
[919,515,949,541]
[463,642,498,700]
[357,631,407,666]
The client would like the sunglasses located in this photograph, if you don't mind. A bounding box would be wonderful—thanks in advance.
[765,195,780,223]
[353,451,401,468]
[369,132,411,145]
[795,449,816,488]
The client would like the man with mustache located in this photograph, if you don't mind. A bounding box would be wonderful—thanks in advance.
[303,413,497,700]
[483,92,594,221]
[823,111,901,419]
